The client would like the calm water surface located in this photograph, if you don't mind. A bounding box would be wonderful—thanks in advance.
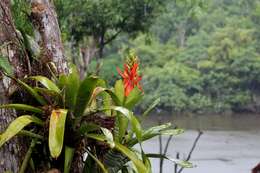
[142,113,260,173]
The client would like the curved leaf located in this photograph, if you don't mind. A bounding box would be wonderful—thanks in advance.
[34,87,62,99]
[85,149,109,173]
[0,115,43,147]
[142,98,160,117]
[86,134,147,173]
[114,80,124,105]
[58,65,80,110]
[115,142,147,173]
[29,76,60,93]
[89,86,112,116]
[0,104,43,114]
[74,76,99,117]
[49,109,68,158]
[109,106,142,143]
[104,150,129,173]
[128,123,184,146]
[15,78,47,105]
[146,153,194,168]
[125,87,143,109]
[101,127,115,148]
[92,88,121,106]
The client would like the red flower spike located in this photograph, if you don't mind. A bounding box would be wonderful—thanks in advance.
[117,62,143,97]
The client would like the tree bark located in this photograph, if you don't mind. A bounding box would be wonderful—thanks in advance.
[0,0,69,172]
[30,0,68,74]
[0,0,30,172]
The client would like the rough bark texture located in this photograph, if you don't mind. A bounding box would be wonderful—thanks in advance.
[0,0,29,172]
[30,0,68,74]
[0,82,21,173]
[0,0,70,172]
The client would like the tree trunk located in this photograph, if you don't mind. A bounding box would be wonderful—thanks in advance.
[30,0,68,74]
[0,1,30,172]
[0,0,71,172]
[177,22,186,48]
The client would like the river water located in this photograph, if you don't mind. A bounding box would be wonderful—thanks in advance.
[142,114,260,173]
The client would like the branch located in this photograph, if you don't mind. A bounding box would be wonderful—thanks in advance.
[177,130,203,173]
[160,135,173,173]
[103,30,122,45]
[103,14,130,45]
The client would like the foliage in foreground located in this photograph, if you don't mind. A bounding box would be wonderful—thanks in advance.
[0,53,193,173]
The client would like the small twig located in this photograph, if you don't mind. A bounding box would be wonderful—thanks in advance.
[177,130,203,173]
[158,116,164,173]
[174,152,180,173]
[160,135,173,173]
[159,134,163,173]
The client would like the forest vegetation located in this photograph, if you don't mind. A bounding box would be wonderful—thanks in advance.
[66,0,260,114]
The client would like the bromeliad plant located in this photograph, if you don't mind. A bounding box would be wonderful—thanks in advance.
[0,52,193,173]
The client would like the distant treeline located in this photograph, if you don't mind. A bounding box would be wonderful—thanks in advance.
[91,0,260,114]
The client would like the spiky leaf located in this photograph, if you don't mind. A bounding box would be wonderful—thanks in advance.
[0,115,43,147]
[29,76,60,93]
[0,104,43,114]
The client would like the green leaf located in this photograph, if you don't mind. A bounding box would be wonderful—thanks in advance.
[64,146,75,173]
[19,140,36,173]
[146,153,194,168]
[125,87,143,109]
[103,89,121,106]
[142,98,160,117]
[89,86,112,116]
[78,122,100,135]
[19,130,44,140]
[141,151,152,173]
[49,109,68,158]
[15,78,47,105]
[101,127,115,148]
[74,76,99,117]
[103,150,129,173]
[128,123,184,146]
[58,65,80,110]
[160,129,185,135]
[34,87,62,102]
[114,80,124,105]
[0,115,43,147]
[109,106,142,143]
[86,134,147,173]
[85,149,109,173]
[29,76,61,93]
[83,154,96,173]
[115,143,147,173]
[0,55,13,75]
[0,104,43,114]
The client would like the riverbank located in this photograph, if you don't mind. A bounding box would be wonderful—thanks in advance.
[143,113,260,131]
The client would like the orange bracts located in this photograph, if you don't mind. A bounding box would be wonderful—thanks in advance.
[117,62,142,96]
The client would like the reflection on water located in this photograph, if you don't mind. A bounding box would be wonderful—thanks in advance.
[144,113,260,130]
